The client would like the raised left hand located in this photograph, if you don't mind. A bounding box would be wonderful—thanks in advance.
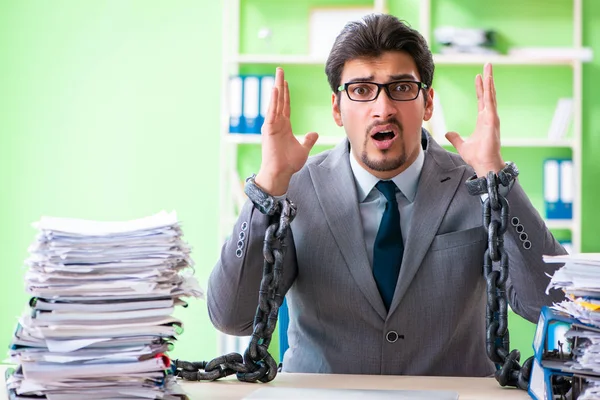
[445,63,505,177]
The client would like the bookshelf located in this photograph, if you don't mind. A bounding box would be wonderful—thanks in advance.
[235,53,586,66]
[219,0,590,357]
[221,0,587,251]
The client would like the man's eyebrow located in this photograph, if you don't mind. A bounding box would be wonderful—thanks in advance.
[345,73,418,84]
[389,73,417,81]
[346,75,374,83]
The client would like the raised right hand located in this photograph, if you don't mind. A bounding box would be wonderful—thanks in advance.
[254,67,319,196]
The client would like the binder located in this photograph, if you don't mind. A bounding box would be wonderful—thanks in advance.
[544,159,573,219]
[529,307,576,400]
[279,297,290,363]
[229,76,243,133]
[529,306,600,399]
[258,75,275,132]
[229,74,275,135]
[242,76,260,134]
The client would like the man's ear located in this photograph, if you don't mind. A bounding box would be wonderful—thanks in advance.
[332,93,343,127]
[423,87,434,122]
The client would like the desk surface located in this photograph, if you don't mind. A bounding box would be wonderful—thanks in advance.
[2,365,530,399]
[176,373,530,399]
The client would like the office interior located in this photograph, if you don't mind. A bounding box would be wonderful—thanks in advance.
[1,0,600,368]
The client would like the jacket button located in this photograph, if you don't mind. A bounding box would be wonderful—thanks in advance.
[386,331,399,343]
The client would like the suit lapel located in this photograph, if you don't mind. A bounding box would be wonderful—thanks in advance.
[308,139,388,319]
[388,135,469,316]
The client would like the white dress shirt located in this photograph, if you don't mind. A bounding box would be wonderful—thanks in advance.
[349,148,425,268]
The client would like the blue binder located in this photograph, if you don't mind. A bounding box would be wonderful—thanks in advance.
[529,306,577,400]
[543,159,573,220]
[257,75,275,133]
[279,297,290,364]
[229,74,275,135]
[229,76,243,133]
[242,75,261,134]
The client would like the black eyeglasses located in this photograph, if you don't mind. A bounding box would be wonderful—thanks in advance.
[338,80,428,102]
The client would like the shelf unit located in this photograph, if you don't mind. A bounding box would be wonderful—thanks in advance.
[219,0,589,355]
[235,53,584,66]
[226,133,575,149]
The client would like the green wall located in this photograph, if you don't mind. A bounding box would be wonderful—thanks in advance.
[0,1,222,361]
[1,0,599,371]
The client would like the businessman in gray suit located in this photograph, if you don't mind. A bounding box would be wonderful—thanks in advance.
[208,14,566,376]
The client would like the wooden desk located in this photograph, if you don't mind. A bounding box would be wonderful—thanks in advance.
[177,373,531,399]
[2,365,530,399]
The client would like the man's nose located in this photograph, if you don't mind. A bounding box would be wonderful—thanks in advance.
[372,89,397,119]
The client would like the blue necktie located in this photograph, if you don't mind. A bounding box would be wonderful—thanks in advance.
[373,180,404,311]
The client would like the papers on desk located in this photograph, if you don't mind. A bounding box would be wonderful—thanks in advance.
[543,253,600,397]
[6,211,202,399]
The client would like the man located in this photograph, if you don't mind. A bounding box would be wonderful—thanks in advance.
[207,13,566,376]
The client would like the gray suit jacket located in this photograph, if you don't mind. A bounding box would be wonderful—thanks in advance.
[208,131,566,376]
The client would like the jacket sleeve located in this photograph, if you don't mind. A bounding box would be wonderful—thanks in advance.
[206,199,298,336]
[500,180,567,323]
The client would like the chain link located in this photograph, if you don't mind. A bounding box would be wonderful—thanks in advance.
[473,171,533,390]
[174,199,296,383]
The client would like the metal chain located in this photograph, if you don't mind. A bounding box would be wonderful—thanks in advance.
[479,172,573,396]
[476,171,533,390]
[174,199,296,383]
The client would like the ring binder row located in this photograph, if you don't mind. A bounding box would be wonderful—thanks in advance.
[544,158,573,220]
[229,74,275,134]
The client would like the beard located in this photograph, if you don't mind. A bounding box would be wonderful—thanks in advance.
[361,150,407,172]
[360,118,407,172]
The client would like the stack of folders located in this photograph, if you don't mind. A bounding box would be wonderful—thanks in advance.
[5,210,204,400]
[543,159,573,220]
[534,254,600,399]
[229,74,275,134]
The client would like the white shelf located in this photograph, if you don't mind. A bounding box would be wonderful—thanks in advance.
[500,138,573,148]
[230,134,572,149]
[233,53,582,66]
[226,134,344,146]
[433,54,579,66]
[441,138,573,148]
[544,219,574,230]
[234,54,326,65]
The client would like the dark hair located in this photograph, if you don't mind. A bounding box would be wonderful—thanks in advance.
[325,13,434,95]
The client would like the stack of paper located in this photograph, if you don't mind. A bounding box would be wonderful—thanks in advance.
[6,211,203,400]
[546,253,600,397]
[434,26,498,55]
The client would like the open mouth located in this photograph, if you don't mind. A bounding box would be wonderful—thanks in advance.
[370,125,398,150]
[372,130,396,141]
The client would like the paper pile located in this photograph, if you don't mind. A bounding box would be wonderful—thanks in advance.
[433,26,498,55]
[546,253,600,399]
[6,211,203,399]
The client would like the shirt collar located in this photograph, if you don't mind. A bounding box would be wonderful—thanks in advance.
[349,145,424,203]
